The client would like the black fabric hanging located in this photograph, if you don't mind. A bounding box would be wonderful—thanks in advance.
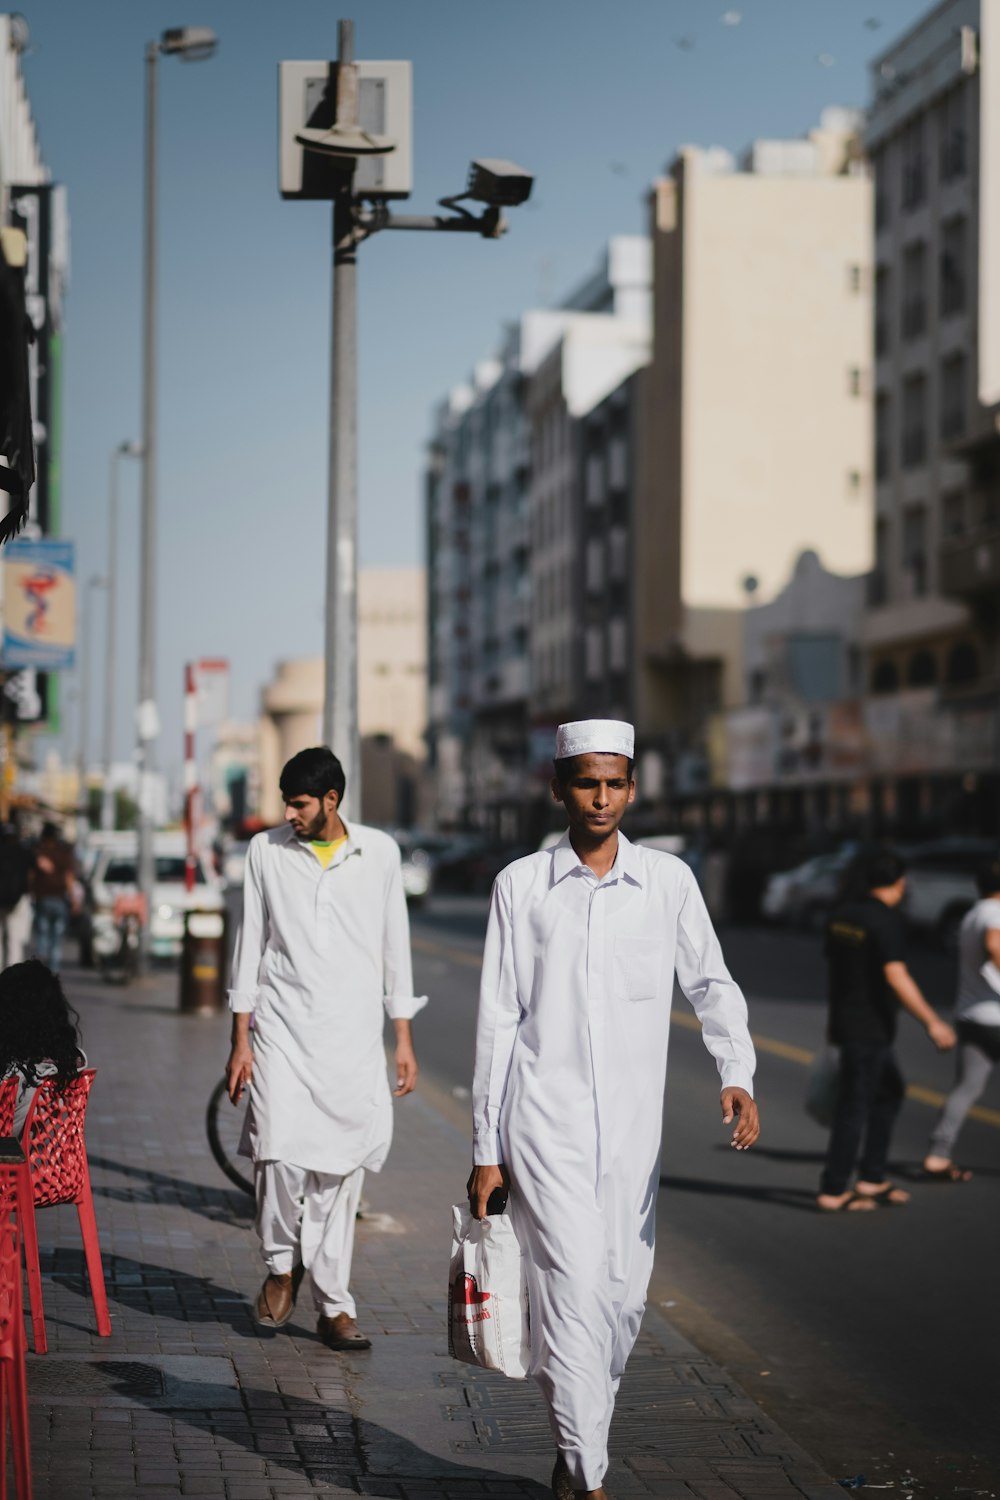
[0,232,35,543]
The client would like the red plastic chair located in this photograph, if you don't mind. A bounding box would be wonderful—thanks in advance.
[0,1155,32,1498]
[0,1070,110,1355]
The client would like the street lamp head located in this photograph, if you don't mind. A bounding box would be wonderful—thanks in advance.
[465,159,534,208]
[160,26,217,61]
[118,440,143,458]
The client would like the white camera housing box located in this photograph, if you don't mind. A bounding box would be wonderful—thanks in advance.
[278,59,413,201]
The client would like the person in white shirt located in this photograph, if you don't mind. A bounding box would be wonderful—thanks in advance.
[468,720,759,1500]
[226,746,427,1350]
[923,853,1000,1182]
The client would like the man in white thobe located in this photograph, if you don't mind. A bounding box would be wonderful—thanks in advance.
[469,721,759,1500]
[227,746,427,1350]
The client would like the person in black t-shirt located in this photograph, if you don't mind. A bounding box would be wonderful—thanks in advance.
[817,849,956,1212]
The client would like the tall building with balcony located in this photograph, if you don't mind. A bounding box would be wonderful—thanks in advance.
[866,0,1000,832]
[639,110,874,808]
[425,238,651,836]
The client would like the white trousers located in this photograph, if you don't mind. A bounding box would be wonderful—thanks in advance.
[509,1160,658,1491]
[254,1161,364,1318]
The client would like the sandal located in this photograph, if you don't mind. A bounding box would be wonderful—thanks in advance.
[854,1182,910,1206]
[922,1162,973,1183]
[817,1192,878,1213]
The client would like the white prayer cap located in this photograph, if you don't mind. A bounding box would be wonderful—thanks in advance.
[555,719,635,760]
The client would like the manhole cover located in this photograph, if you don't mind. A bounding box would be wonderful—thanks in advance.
[27,1360,166,1398]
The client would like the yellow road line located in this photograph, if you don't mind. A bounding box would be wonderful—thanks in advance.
[412,935,1000,1129]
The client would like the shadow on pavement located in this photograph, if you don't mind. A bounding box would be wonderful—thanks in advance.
[659,1173,819,1212]
[87,1152,254,1227]
[714,1144,827,1165]
[100,1374,551,1496]
[46,1250,262,1339]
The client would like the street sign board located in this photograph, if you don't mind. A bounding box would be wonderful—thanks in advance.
[1,538,75,670]
[278,59,412,200]
[194,658,230,726]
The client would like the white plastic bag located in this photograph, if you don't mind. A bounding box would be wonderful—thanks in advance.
[448,1202,530,1379]
[804,1047,840,1128]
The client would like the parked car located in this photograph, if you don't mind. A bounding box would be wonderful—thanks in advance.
[86,832,225,962]
[901,840,997,948]
[761,845,857,929]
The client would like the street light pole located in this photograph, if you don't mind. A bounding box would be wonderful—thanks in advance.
[102,441,140,832]
[325,18,360,810]
[137,38,159,965]
[78,573,106,832]
[137,26,216,966]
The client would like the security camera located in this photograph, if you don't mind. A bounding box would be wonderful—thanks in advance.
[465,159,534,208]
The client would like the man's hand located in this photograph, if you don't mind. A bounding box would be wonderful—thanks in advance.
[928,1017,957,1051]
[467,1163,509,1221]
[393,1019,418,1097]
[226,1038,253,1105]
[721,1087,760,1150]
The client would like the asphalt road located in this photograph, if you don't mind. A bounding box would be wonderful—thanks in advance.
[408,894,1000,1496]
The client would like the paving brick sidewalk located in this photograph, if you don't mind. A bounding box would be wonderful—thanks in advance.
[19,965,842,1499]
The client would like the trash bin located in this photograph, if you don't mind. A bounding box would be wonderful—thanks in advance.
[179,908,228,1013]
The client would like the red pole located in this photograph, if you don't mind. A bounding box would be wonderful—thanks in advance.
[184,662,197,894]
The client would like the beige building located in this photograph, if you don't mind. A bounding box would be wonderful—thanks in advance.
[637,110,874,749]
[258,567,427,825]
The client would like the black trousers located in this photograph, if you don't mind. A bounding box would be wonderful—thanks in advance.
[820,1043,906,1196]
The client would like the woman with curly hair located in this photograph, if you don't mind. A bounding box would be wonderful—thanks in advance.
[0,959,85,1136]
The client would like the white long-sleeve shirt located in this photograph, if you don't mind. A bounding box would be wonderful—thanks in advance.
[472,832,755,1172]
[229,821,427,1174]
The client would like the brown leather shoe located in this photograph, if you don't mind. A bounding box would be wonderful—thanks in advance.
[254,1263,305,1328]
[316,1312,372,1350]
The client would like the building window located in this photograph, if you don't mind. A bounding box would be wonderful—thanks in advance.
[875,393,892,480]
[848,367,863,397]
[608,437,627,492]
[940,351,966,440]
[585,627,604,682]
[941,490,966,539]
[585,454,603,507]
[870,517,889,605]
[901,241,927,339]
[874,151,890,230]
[946,641,979,686]
[871,660,900,694]
[608,526,628,582]
[901,116,927,210]
[875,267,890,356]
[902,504,928,596]
[848,264,863,293]
[939,82,967,181]
[608,617,627,673]
[907,649,938,687]
[585,538,604,594]
[901,375,927,468]
[940,216,967,317]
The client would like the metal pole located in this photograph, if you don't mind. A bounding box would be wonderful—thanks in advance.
[101,448,120,832]
[183,662,197,893]
[78,578,98,827]
[323,18,361,815]
[137,40,159,966]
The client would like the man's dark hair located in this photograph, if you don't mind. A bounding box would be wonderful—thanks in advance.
[862,848,906,891]
[975,854,1000,898]
[279,746,346,804]
[553,755,634,787]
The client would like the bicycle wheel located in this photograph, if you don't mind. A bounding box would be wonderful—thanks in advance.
[206,1076,255,1197]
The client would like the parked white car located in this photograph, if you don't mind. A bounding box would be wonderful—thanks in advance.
[901,841,995,948]
[762,847,856,928]
[89,832,225,961]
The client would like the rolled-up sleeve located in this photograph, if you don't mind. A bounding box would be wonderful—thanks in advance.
[381,845,428,1021]
[674,867,756,1096]
[472,875,520,1165]
[228,838,266,1013]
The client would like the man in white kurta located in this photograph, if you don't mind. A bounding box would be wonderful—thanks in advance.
[469,721,758,1500]
[227,746,426,1349]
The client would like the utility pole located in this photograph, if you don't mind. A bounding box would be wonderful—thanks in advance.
[325,18,361,810]
[137,38,159,965]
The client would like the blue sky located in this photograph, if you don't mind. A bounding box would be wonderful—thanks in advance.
[20,0,929,782]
